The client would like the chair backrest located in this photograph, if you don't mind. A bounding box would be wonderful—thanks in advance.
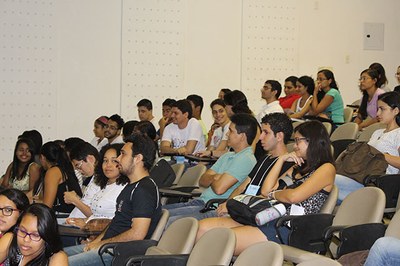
[322,122,332,135]
[331,139,355,160]
[150,159,176,188]
[170,163,185,185]
[146,217,199,255]
[343,107,354,123]
[177,164,207,187]
[150,209,170,241]
[233,242,283,266]
[385,209,400,239]
[357,123,386,142]
[330,122,358,141]
[333,187,385,226]
[320,185,339,214]
[187,228,236,266]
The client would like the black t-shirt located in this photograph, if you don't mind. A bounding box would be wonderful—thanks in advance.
[244,154,294,195]
[103,176,161,240]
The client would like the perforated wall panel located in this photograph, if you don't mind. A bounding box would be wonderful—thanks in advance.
[0,0,56,171]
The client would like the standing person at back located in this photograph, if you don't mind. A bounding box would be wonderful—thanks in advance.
[104,114,125,145]
[137,99,158,130]
[256,80,284,123]
[160,99,205,156]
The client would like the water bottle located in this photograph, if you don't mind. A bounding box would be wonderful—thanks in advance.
[255,203,286,226]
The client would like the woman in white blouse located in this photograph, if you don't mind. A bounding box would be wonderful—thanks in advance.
[64,143,128,227]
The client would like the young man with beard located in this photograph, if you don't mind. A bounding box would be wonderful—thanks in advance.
[65,133,161,266]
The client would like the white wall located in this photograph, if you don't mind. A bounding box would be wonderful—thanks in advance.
[1,0,399,171]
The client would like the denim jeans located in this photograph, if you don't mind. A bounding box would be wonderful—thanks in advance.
[65,244,112,266]
[164,199,210,227]
[365,237,400,266]
[334,174,364,204]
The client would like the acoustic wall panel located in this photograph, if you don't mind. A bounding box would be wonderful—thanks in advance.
[121,0,186,121]
[0,0,56,170]
[241,0,299,113]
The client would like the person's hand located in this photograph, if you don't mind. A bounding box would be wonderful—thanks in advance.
[176,147,187,155]
[216,202,228,217]
[65,218,86,228]
[314,81,322,93]
[196,150,211,157]
[64,191,80,205]
[281,152,304,166]
[83,240,103,252]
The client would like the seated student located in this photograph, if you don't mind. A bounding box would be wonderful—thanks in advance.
[187,94,208,143]
[104,114,125,145]
[197,99,231,158]
[89,116,109,152]
[122,120,139,142]
[18,129,43,165]
[0,189,30,238]
[289,76,314,119]
[137,99,158,130]
[160,99,205,155]
[181,113,294,222]
[370,62,390,92]
[218,88,231,100]
[310,69,344,125]
[164,113,258,226]
[0,203,68,265]
[354,68,385,130]
[279,76,301,111]
[224,90,253,118]
[197,120,335,256]
[1,138,41,194]
[335,91,400,202]
[158,98,176,138]
[65,143,128,224]
[65,133,161,266]
[40,141,82,214]
[256,80,284,123]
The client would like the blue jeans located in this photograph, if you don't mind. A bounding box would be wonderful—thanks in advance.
[164,199,213,227]
[65,244,112,266]
[334,174,364,204]
[365,237,400,266]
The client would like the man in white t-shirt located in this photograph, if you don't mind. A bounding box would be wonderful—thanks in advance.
[256,80,284,123]
[137,98,158,130]
[161,99,205,155]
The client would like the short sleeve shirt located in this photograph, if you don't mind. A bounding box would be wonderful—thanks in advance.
[368,128,400,174]
[325,89,344,124]
[102,176,161,240]
[199,146,256,202]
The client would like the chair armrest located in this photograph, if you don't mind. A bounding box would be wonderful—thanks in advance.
[276,213,334,253]
[199,198,227,213]
[98,239,158,265]
[159,188,194,198]
[336,223,386,258]
[280,244,327,264]
[169,186,200,193]
[323,225,347,241]
[125,254,190,266]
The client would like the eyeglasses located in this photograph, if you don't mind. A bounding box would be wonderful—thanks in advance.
[105,125,118,131]
[294,137,308,145]
[316,78,328,82]
[0,207,19,216]
[16,227,42,242]
[75,160,84,170]
[359,76,372,82]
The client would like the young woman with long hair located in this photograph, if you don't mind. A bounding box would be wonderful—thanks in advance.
[0,203,67,265]
[1,139,41,194]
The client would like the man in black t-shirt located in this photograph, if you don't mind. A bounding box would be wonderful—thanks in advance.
[66,133,161,266]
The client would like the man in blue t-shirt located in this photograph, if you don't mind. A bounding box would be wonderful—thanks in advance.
[164,113,259,226]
